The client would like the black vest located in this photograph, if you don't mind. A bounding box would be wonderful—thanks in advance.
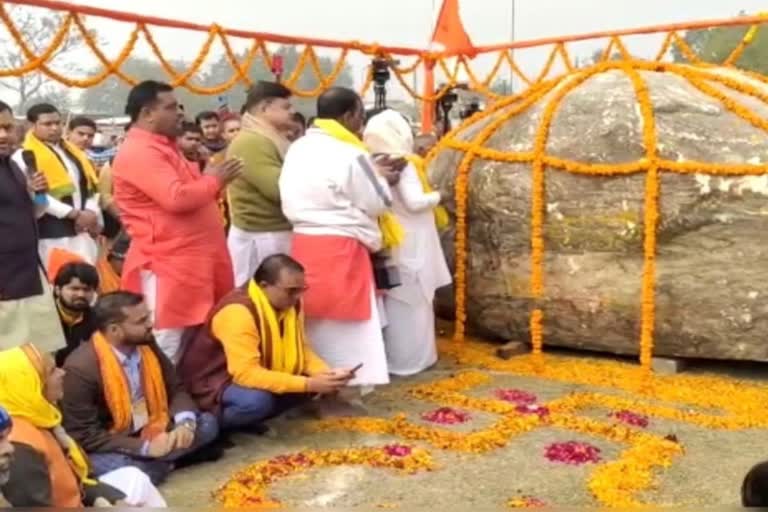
[0,158,43,300]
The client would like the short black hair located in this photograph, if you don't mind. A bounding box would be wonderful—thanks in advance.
[68,116,97,131]
[180,121,202,136]
[108,231,131,261]
[27,103,59,123]
[253,254,304,285]
[125,80,174,122]
[316,87,362,120]
[292,112,306,126]
[92,291,144,331]
[0,100,12,115]
[195,110,219,125]
[244,81,291,112]
[53,262,99,289]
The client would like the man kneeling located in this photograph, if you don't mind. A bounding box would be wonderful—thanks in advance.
[61,292,220,484]
[179,254,353,430]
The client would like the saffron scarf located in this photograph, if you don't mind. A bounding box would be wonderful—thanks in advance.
[91,332,170,440]
[405,154,450,230]
[248,280,305,375]
[0,344,95,484]
[23,131,98,200]
[313,118,404,250]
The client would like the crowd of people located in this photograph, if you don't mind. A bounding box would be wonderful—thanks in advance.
[0,78,455,506]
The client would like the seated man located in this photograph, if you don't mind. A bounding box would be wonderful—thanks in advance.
[179,254,353,430]
[48,252,99,366]
[61,291,220,484]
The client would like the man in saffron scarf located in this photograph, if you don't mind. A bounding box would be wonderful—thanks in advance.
[0,344,166,506]
[112,80,243,363]
[179,254,353,429]
[227,81,295,286]
[12,103,101,269]
[279,87,404,397]
[61,292,220,485]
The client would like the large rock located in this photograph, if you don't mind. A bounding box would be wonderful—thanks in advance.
[430,65,768,361]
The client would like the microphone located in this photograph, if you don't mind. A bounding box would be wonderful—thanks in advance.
[21,150,48,206]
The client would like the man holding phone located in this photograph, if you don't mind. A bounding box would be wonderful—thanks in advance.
[179,254,356,429]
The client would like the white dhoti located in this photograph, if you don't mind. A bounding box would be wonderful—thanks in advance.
[0,270,65,353]
[305,287,390,387]
[98,466,167,507]
[39,234,99,272]
[227,226,292,287]
[140,270,185,364]
[384,276,438,376]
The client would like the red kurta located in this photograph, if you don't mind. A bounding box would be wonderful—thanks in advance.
[112,127,234,329]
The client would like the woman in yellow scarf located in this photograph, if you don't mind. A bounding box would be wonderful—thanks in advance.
[362,110,453,377]
[0,344,166,507]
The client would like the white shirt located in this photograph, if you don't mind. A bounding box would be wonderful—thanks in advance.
[279,128,392,252]
[12,144,100,220]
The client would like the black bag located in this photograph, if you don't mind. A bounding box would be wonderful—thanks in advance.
[372,250,401,290]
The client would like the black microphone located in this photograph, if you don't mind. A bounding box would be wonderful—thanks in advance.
[21,150,47,205]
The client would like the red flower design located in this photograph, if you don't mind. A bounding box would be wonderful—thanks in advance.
[544,441,602,465]
[515,404,550,417]
[610,410,650,428]
[509,495,547,508]
[421,407,472,425]
[383,444,413,457]
[494,388,538,405]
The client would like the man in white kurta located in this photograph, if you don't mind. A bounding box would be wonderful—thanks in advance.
[279,87,400,392]
[13,104,101,271]
[364,111,452,376]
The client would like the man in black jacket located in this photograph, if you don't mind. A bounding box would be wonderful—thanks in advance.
[0,100,65,353]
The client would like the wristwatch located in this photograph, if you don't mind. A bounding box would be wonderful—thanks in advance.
[179,419,197,431]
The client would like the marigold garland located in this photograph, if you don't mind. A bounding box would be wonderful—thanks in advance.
[214,446,435,508]
[424,57,768,372]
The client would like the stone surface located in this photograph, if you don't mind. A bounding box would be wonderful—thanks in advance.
[430,66,768,361]
[652,356,688,375]
[496,341,529,360]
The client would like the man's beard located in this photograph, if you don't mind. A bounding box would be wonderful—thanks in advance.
[60,298,90,312]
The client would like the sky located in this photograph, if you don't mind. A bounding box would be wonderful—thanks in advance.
[11,0,768,107]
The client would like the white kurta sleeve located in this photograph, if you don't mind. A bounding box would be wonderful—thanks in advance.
[396,163,441,213]
[344,154,392,217]
[11,150,74,219]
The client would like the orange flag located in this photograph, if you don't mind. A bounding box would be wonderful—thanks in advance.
[430,0,475,56]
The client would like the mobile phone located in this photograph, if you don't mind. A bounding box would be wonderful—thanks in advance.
[351,363,364,374]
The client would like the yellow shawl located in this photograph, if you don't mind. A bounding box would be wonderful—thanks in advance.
[405,154,450,230]
[23,131,98,200]
[314,118,404,250]
[0,344,94,484]
[248,280,305,375]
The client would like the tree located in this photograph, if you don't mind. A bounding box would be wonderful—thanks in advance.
[203,45,354,115]
[78,45,354,116]
[672,11,768,74]
[0,6,91,111]
[79,57,216,115]
[489,78,513,96]
[576,48,627,69]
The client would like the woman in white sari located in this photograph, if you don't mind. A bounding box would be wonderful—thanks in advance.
[363,110,452,376]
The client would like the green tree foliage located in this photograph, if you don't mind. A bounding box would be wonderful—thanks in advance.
[80,45,353,117]
[672,11,768,74]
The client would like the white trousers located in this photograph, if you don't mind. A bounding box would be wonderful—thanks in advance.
[227,226,292,287]
[140,270,185,364]
[98,466,167,507]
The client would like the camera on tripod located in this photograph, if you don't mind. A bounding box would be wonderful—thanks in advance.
[371,57,398,109]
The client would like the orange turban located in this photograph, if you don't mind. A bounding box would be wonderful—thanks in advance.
[47,248,85,284]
